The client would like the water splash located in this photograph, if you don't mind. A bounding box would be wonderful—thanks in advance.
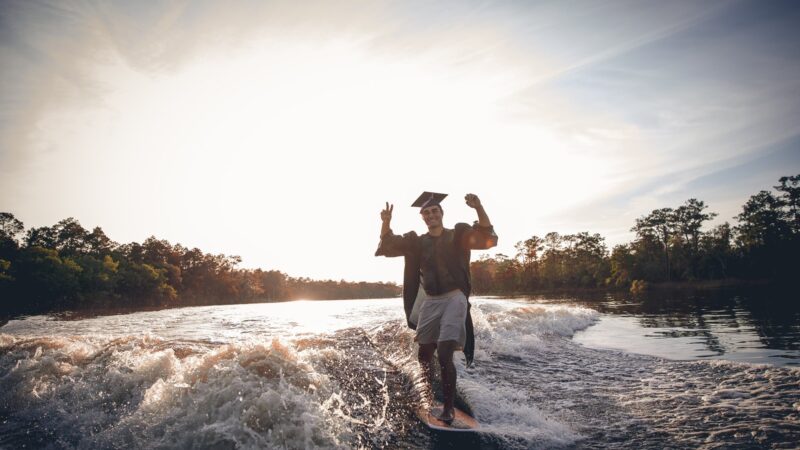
[1,298,798,449]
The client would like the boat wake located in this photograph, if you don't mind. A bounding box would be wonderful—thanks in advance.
[1,300,797,449]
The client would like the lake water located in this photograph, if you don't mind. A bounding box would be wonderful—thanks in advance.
[543,287,800,367]
[1,289,798,449]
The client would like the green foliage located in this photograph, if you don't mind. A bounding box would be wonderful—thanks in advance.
[609,244,634,287]
[1,217,400,315]
[86,227,117,256]
[472,174,799,294]
[775,175,800,232]
[115,260,176,305]
[477,231,610,292]
[0,213,24,244]
[12,246,83,310]
[698,223,732,279]
[735,191,790,248]
[630,279,649,294]
[0,258,12,282]
[70,254,118,304]
[734,182,798,279]
[283,277,399,300]
[3,173,797,312]
[0,213,24,261]
[632,207,676,280]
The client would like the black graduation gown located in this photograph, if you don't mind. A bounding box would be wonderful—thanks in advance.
[376,222,497,367]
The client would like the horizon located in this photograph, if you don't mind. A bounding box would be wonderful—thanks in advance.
[2,1,800,284]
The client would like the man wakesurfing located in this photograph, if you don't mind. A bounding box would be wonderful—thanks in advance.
[375,192,497,423]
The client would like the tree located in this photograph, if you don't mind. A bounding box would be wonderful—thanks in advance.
[72,254,118,304]
[141,236,182,289]
[699,223,732,279]
[24,218,91,255]
[674,199,717,278]
[0,258,13,298]
[609,244,634,287]
[735,191,789,249]
[52,218,90,255]
[25,225,58,249]
[493,253,521,292]
[0,212,24,260]
[470,254,497,294]
[13,246,83,310]
[115,260,176,305]
[734,188,795,279]
[775,175,800,233]
[0,212,24,245]
[86,227,117,256]
[570,232,610,286]
[259,269,287,300]
[515,235,543,290]
[632,208,677,281]
[540,232,566,287]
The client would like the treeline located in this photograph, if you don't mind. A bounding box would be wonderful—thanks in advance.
[0,218,400,315]
[471,174,800,293]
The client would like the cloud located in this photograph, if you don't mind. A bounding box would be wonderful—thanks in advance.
[0,0,394,176]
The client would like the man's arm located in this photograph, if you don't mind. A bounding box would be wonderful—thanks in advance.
[375,202,413,256]
[466,193,491,227]
[462,193,498,249]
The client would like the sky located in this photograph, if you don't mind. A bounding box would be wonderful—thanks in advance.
[1,0,799,284]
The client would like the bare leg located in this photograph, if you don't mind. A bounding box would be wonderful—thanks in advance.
[436,340,458,422]
[418,343,437,401]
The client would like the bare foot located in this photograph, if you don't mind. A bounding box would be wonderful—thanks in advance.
[431,406,455,424]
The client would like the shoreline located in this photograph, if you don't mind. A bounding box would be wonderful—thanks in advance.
[473,278,784,298]
[0,296,400,324]
[3,278,793,324]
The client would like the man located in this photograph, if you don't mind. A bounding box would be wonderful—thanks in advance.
[375,191,497,423]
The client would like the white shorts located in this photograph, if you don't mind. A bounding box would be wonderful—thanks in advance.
[416,289,468,347]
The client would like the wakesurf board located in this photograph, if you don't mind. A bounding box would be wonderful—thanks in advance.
[416,400,480,432]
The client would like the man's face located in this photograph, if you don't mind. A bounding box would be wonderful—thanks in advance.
[420,205,443,228]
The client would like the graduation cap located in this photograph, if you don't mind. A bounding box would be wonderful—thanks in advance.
[412,191,447,209]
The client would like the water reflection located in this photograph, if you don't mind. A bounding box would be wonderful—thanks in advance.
[505,286,800,366]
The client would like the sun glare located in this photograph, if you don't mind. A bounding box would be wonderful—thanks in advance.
[28,35,621,279]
